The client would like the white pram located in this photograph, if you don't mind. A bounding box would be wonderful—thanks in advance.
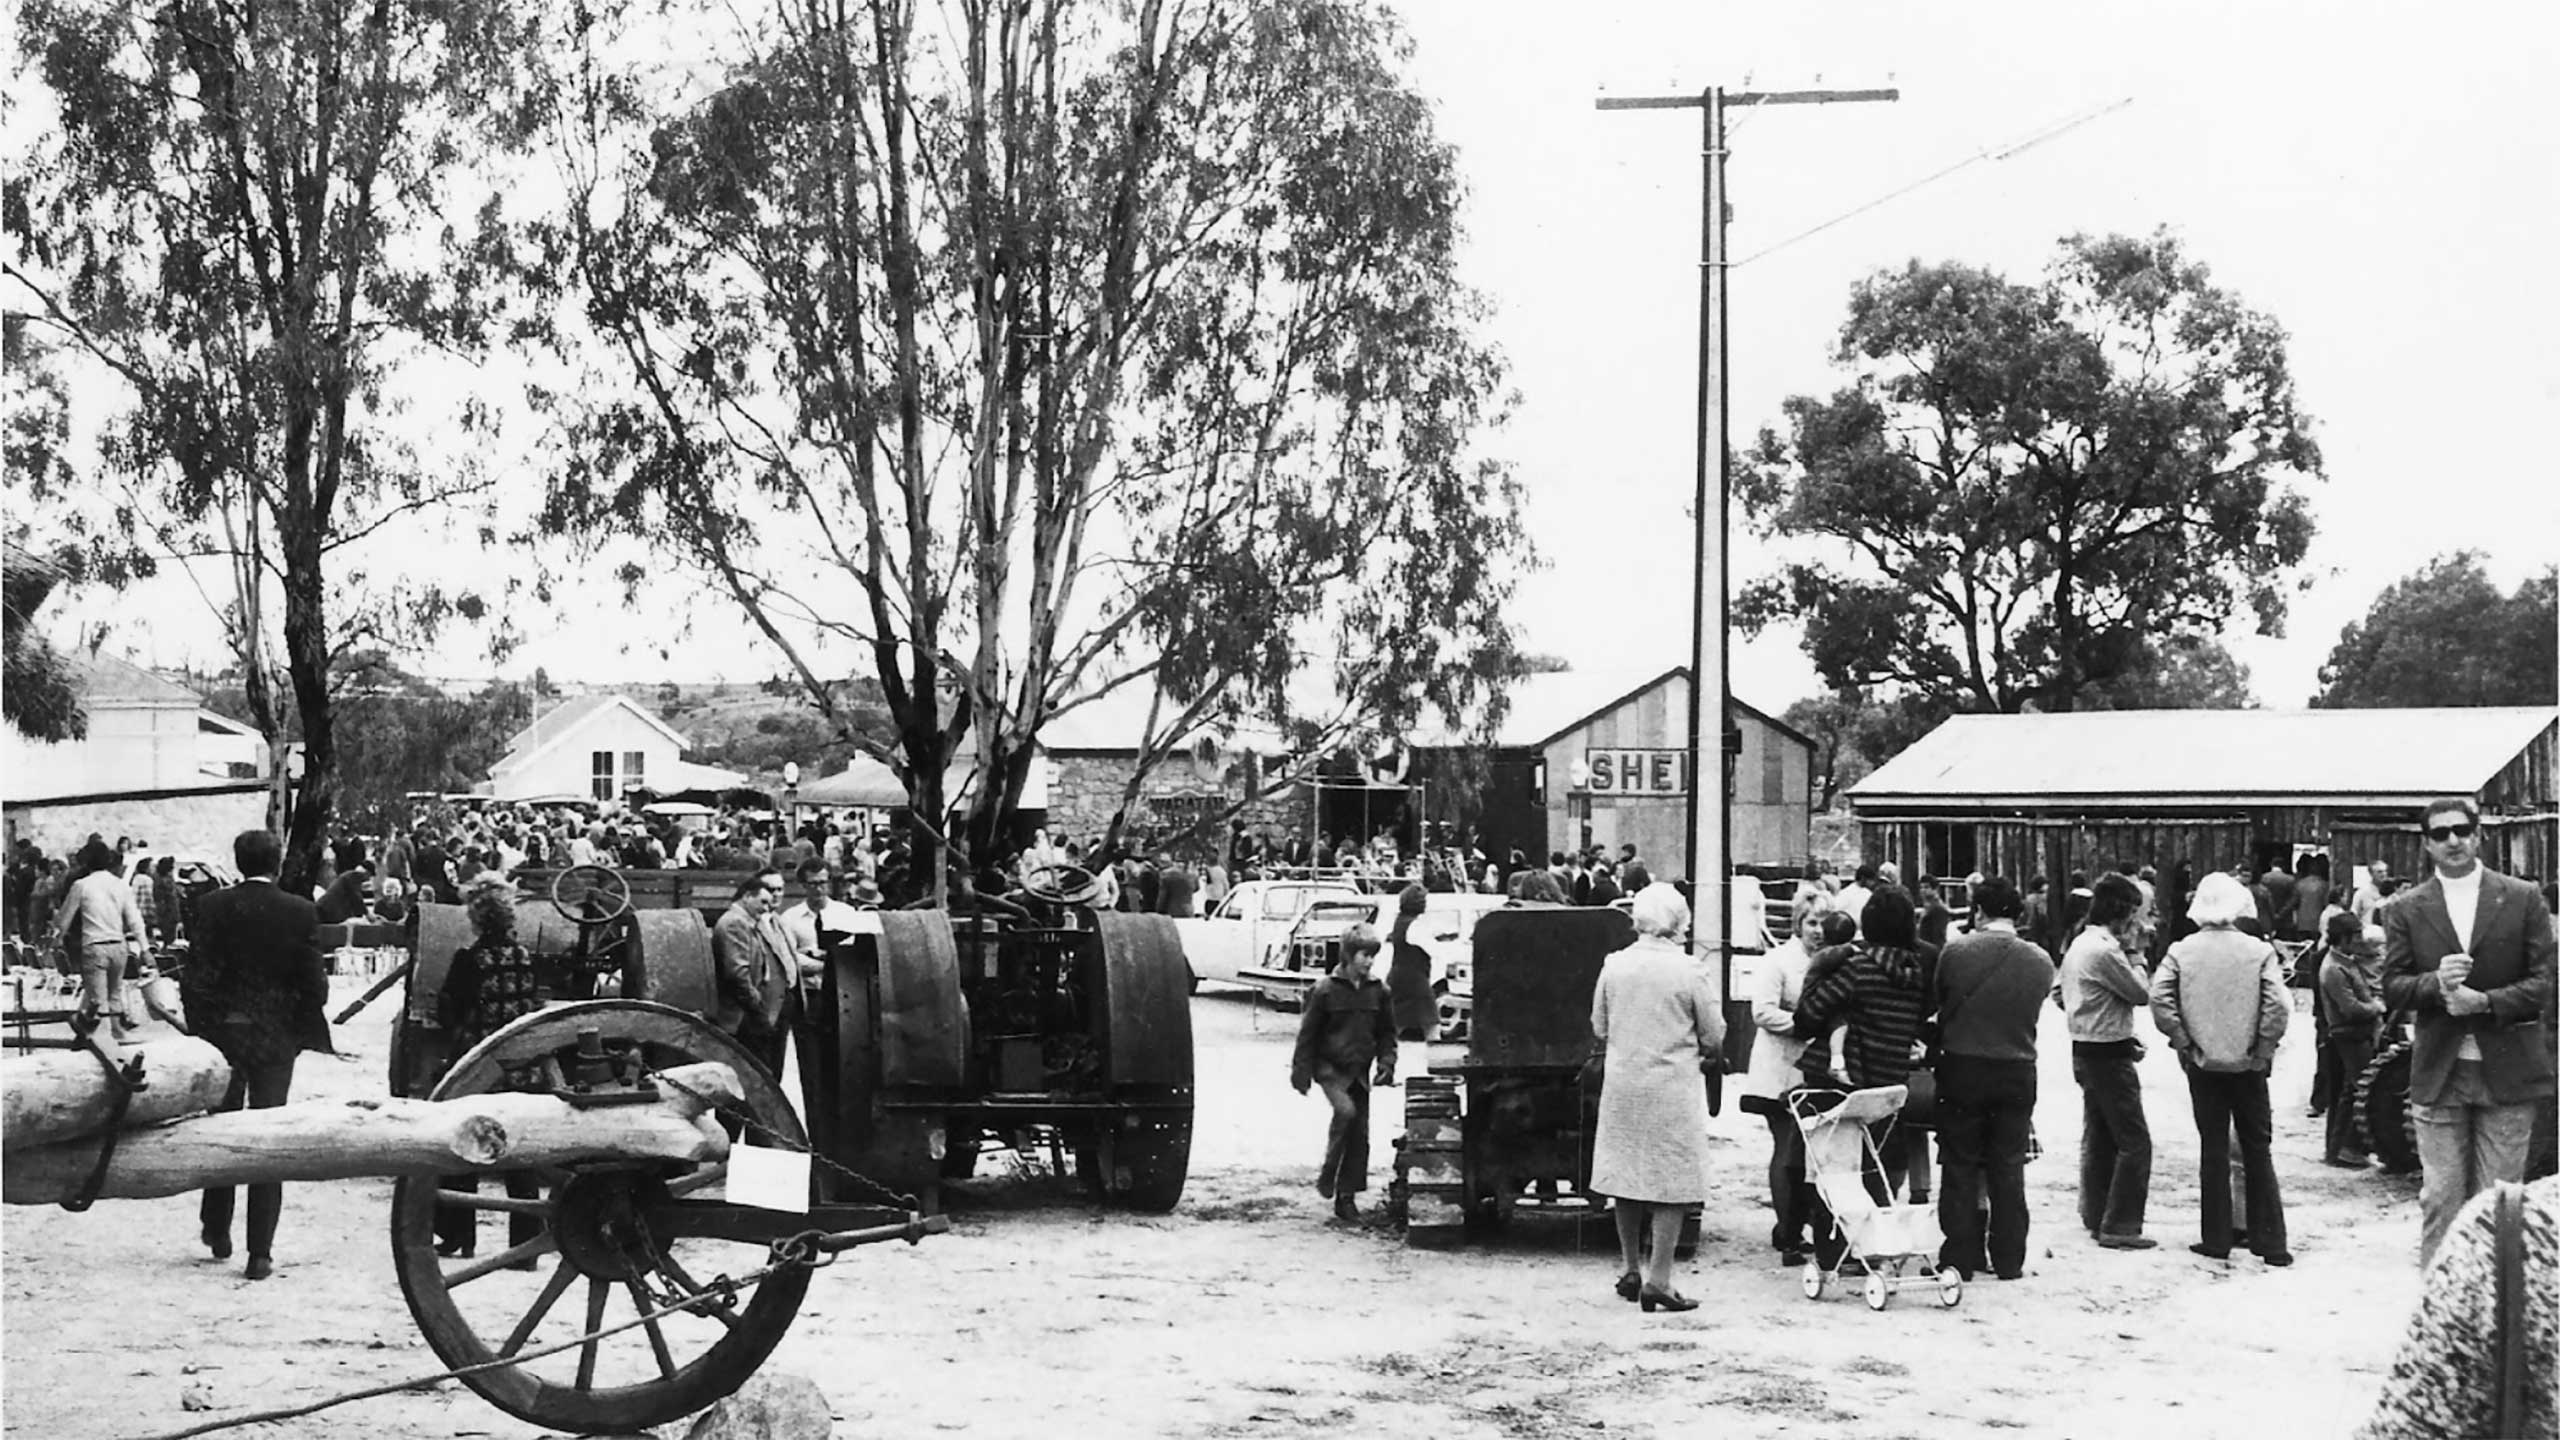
[1788,1084,1963,1311]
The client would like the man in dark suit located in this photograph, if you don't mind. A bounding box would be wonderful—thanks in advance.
[2381,794,2557,1265]
[185,829,333,1280]
[712,869,797,1082]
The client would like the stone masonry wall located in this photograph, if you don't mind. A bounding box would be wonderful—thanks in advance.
[5,789,270,862]
[1043,753,1306,860]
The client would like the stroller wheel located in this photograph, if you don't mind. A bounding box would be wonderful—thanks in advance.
[1863,1266,1892,1311]
[1935,1266,1964,1309]
[1800,1260,1827,1300]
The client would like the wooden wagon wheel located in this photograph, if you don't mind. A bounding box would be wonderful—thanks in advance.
[391,1000,814,1435]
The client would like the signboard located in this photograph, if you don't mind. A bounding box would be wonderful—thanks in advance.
[1581,748,1689,797]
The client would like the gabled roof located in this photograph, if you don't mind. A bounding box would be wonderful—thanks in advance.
[70,653,200,707]
[1850,706,2560,808]
[1406,665,1814,753]
[494,693,692,775]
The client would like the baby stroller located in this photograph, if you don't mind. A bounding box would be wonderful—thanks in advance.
[1788,1084,1962,1311]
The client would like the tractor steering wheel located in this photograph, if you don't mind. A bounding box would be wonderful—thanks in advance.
[550,864,634,927]
[1020,863,1100,908]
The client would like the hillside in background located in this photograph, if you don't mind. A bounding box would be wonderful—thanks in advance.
[616,678,896,785]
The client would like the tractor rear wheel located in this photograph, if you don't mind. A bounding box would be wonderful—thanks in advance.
[2353,1041,2421,1176]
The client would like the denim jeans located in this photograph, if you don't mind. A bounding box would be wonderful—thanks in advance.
[2414,1087,2539,1265]
[2185,1066,2285,1257]
[2324,1031,2376,1160]
[1936,1054,2037,1277]
[2071,1045,2150,1238]
[1317,1077,1372,1195]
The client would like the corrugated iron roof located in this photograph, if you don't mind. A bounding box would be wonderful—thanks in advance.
[69,652,201,707]
[1850,706,2560,806]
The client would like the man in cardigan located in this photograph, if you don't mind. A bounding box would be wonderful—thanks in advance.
[2380,795,2557,1265]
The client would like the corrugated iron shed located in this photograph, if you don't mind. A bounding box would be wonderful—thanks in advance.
[1850,706,2559,809]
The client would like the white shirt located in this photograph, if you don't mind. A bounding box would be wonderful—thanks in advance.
[2440,866,2484,1061]
[2441,867,2482,952]
[1834,884,1873,937]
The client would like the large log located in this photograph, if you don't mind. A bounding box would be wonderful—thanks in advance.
[2,1061,742,1205]
[2,1036,234,1153]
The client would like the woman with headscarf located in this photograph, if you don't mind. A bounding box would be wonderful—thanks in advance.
[2150,871,2293,1264]
[1588,883,1724,1312]
[2061,873,2160,1251]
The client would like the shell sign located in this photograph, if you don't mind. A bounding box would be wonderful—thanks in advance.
[1582,749,1690,796]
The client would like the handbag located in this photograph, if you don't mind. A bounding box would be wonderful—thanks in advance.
[1899,1065,1938,1128]
[1578,1044,1605,1094]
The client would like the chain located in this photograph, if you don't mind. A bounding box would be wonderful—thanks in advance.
[651,1070,922,1212]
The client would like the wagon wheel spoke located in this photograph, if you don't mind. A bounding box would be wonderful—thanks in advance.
[574,1277,611,1391]
[433,1187,552,1217]
[500,1262,581,1359]
[647,1250,740,1333]
[625,1279,680,1381]
[445,1233,557,1288]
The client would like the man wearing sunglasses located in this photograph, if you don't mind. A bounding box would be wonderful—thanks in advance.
[2380,796,2557,1264]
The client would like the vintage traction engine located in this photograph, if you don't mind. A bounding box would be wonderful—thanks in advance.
[377,861,1193,1433]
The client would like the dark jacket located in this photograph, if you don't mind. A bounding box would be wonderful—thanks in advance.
[1933,926,2052,1064]
[183,878,333,1067]
[1384,918,1435,1036]
[2381,869,2557,1106]
[1793,943,1930,1090]
[1291,974,1396,1091]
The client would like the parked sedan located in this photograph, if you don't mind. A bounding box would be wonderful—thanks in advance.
[1238,891,1510,1032]
[1170,878,1364,992]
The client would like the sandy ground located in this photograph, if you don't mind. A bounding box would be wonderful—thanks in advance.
[1,974,2430,1440]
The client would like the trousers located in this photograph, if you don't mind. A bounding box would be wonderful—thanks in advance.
[1936,1054,2038,1278]
[1316,1077,1372,1196]
[2414,1067,2540,1266]
[2071,1045,2151,1238]
[2185,1066,2285,1257]
[200,1055,299,1259]
[2325,1030,2376,1160]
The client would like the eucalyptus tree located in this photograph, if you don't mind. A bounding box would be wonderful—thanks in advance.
[548,0,1529,884]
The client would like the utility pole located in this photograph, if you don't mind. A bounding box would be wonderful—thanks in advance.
[1596,85,1896,1025]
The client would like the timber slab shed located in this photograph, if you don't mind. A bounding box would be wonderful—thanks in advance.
[1847,706,2559,911]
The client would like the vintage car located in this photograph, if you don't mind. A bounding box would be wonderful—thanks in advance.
[1237,890,1511,1030]
[1170,878,1364,991]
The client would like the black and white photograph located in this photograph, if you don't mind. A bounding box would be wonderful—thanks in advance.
[3,1,2554,1436]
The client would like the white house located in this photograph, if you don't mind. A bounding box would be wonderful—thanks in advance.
[1,653,271,857]
[482,693,745,804]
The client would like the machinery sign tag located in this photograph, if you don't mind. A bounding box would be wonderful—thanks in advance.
[1582,749,1689,796]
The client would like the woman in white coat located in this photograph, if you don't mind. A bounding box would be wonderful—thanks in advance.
[1740,885,1832,1265]
[1589,883,1726,1312]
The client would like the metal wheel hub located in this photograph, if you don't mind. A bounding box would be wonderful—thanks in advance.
[548,1171,672,1281]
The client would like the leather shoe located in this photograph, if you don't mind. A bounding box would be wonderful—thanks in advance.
[2189,1243,2230,1260]
[243,1255,273,1281]
[1332,1196,1359,1222]
[1638,1287,1699,1313]
[2095,1233,2158,1251]
[202,1228,232,1262]
[2322,1154,2369,1169]
[1615,1270,1642,1303]
[2257,1250,2294,1268]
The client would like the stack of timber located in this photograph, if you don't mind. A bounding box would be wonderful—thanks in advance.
[0,1038,741,1206]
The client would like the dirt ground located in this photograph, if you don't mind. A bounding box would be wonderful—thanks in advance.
[2,974,2430,1440]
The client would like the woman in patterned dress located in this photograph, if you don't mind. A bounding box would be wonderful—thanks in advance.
[1588,883,1725,1312]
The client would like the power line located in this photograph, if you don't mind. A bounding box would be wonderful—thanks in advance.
[1732,95,2136,268]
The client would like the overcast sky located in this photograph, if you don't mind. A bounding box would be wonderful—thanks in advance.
[63,0,2559,713]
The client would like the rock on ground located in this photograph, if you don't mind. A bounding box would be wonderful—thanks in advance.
[682,1371,833,1440]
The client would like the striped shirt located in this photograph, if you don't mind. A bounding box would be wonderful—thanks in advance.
[1793,944,1931,1089]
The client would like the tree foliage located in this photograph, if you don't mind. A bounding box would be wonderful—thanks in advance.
[543,0,1529,885]
[8,0,558,886]
[2313,553,2557,708]
[1738,230,2319,720]
[202,658,534,833]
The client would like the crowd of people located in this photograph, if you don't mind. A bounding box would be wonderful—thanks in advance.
[1289,794,2553,1432]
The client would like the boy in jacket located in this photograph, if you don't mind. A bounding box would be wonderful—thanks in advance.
[1292,923,1396,1221]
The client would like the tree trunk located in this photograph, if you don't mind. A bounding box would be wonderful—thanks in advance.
[279,523,336,894]
[2,1036,235,1152]
[1,1061,741,1205]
